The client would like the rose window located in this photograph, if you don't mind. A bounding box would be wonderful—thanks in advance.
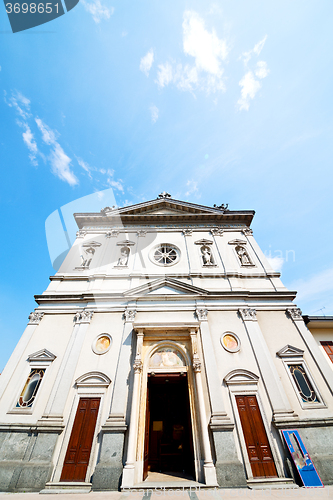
[152,244,180,266]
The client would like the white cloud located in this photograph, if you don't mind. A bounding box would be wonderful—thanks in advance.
[140,49,154,76]
[77,157,93,179]
[35,117,78,186]
[49,144,78,186]
[22,124,38,166]
[155,10,228,95]
[255,61,269,79]
[150,105,159,123]
[254,35,267,56]
[156,62,173,88]
[108,178,124,192]
[81,0,113,23]
[237,36,269,111]
[5,90,31,120]
[237,71,262,111]
[183,10,227,75]
[267,256,284,272]
[185,179,199,197]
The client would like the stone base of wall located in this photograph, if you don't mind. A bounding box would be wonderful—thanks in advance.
[92,430,125,490]
[0,430,59,492]
[212,429,247,488]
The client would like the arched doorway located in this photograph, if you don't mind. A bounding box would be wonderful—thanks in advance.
[143,345,195,481]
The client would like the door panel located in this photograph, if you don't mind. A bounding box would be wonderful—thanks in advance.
[236,395,277,478]
[60,398,100,482]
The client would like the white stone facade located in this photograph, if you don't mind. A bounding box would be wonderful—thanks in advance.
[1,196,333,491]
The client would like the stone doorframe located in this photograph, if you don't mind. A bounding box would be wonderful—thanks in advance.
[121,323,218,488]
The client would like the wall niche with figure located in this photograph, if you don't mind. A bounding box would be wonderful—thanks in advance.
[228,239,255,268]
[114,240,135,268]
[195,239,217,267]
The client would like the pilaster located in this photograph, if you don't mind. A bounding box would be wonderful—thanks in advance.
[239,308,296,422]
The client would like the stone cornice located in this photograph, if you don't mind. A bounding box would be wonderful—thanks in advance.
[273,416,333,429]
[35,290,297,305]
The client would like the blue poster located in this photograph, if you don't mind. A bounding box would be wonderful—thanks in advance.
[282,430,323,487]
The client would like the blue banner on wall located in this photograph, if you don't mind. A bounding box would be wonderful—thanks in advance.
[282,430,323,488]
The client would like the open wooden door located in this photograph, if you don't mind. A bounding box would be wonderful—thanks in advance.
[236,395,277,478]
[143,386,150,480]
[60,398,100,482]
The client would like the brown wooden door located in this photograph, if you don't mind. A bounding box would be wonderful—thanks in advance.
[60,398,100,482]
[236,395,277,478]
[143,387,150,480]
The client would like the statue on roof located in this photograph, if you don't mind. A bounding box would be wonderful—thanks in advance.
[213,203,228,211]
[158,192,171,199]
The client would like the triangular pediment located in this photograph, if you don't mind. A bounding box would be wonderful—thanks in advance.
[124,277,208,297]
[277,345,304,358]
[28,348,56,363]
[116,198,226,216]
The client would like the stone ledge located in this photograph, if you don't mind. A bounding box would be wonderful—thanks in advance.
[273,417,333,429]
[40,482,92,494]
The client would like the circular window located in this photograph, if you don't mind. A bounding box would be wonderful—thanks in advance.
[221,332,240,353]
[150,244,180,266]
[92,334,112,355]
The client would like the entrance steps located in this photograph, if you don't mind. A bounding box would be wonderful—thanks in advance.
[40,482,92,494]
[247,478,298,489]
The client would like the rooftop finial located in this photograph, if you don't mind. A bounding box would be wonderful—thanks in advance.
[158,192,171,199]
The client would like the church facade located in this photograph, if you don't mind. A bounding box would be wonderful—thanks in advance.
[1,194,333,492]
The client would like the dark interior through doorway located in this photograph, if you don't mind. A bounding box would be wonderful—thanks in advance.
[144,373,195,479]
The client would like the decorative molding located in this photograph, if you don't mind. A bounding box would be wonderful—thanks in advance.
[277,345,304,358]
[124,309,136,322]
[287,308,303,321]
[196,308,208,321]
[228,239,247,245]
[133,360,143,373]
[28,311,44,325]
[28,348,56,363]
[239,308,257,321]
[106,230,119,238]
[101,206,117,215]
[224,369,259,385]
[74,311,94,324]
[137,230,147,237]
[116,240,136,246]
[76,230,87,238]
[243,227,253,236]
[157,192,171,199]
[75,371,111,387]
[210,227,224,236]
[194,239,213,246]
[182,229,193,236]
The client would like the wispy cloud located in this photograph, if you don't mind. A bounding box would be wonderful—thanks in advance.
[150,104,159,123]
[81,0,113,23]
[155,10,228,95]
[5,90,31,120]
[237,36,269,111]
[108,178,124,192]
[185,179,199,197]
[290,267,333,302]
[21,123,38,166]
[35,118,78,186]
[140,49,154,76]
[76,157,93,179]
[267,256,284,272]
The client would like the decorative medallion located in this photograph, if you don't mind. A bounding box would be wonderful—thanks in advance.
[221,332,241,353]
[92,334,112,355]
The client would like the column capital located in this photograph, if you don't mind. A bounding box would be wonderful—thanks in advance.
[124,309,136,322]
[287,307,303,321]
[196,308,208,321]
[74,311,94,324]
[193,360,201,372]
[239,308,257,321]
[133,359,143,373]
[28,311,44,325]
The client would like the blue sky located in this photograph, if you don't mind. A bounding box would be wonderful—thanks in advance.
[1,1,333,371]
